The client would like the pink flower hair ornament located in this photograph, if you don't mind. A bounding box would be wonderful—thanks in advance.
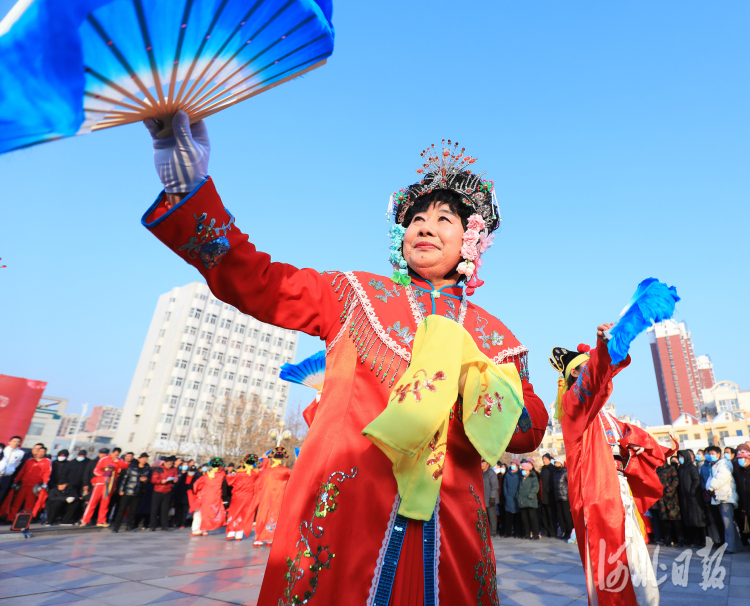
[456,214,495,295]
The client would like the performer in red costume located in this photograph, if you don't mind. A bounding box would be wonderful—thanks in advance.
[6,446,51,519]
[142,112,547,605]
[191,457,227,537]
[80,448,128,527]
[551,331,676,606]
[252,447,292,547]
[226,453,259,541]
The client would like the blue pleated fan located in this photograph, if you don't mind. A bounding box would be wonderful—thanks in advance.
[606,278,680,364]
[279,349,325,392]
[0,0,334,153]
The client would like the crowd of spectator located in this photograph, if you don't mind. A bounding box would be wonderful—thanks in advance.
[481,453,573,541]
[479,442,750,553]
[0,436,238,532]
[651,443,749,553]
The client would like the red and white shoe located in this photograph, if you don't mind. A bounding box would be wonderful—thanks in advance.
[190,532,202,536]
[253,540,263,546]
[226,531,236,540]
[235,531,244,541]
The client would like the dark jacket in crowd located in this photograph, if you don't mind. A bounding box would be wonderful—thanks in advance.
[540,463,555,505]
[553,466,568,501]
[67,457,89,494]
[734,462,750,532]
[82,456,101,490]
[47,459,78,502]
[174,469,202,505]
[503,469,521,513]
[517,470,540,509]
[482,467,499,507]
[657,464,681,521]
[118,462,151,497]
[677,450,706,528]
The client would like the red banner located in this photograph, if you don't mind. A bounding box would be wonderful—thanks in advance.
[0,375,47,442]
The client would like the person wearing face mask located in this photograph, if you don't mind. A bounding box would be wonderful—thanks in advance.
[539,454,558,539]
[191,458,227,537]
[733,443,750,548]
[724,447,736,463]
[656,459,682,546]
[676,450,706,547]
[503,458,523,538]
[45,450,77,525]
[552,458,572,540]
[517,460,540,539]
[150,456,178,531]
[705,445,739,553]
[226,454,260,541]
[111,453,150,533]
[695,449,705,469]
[174,462,201,529]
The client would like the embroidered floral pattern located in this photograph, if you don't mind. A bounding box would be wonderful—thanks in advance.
[178,211,235,270]
[314,482,340,519]
[444,299,457,321]
[469,484,500,606]
[425,430,448,480]
[386,321,415,345]
[369,279,401,303]
[281,468,358,606]
[475,317,504,350]
[472,392,504,418]
[392,370,446,403]
[572,364,593,403]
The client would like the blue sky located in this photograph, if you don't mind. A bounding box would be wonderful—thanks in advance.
[1,1,748,426]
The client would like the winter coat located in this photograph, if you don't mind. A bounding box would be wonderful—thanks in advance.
[503,470,522,513]
[552,466,568,502]
[707,458,738,506]
[67,458,89,493]
[49,460,72,488]
[540,463,555,505]
[517,470,540,509]
[734,464,750,513]
[118,463,151,497]
[482,467,499,507]
[656,464,681,521]
[676,451,705,528]
[174,471,202,505]
[699,460,714,490]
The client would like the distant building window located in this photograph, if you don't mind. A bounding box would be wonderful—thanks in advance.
[175,359,188,369]
[220,318,232,329]
[164,312,171,321]
[154,345,161,354]
[235,324,246,334]
[27,422,44,436]
[201,331,213,342]
[134,415,140,425]
[208,314,218,325]
[143,379,150,388]
[159,329,165,337]
[189,308,203,319]
[244,345,255,354]
[187,399,196,408]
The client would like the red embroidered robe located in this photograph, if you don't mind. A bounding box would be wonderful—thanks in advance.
[561,343,672,606]
[254,463,292,543]
[144,177,548,606]
[226,469,259,535]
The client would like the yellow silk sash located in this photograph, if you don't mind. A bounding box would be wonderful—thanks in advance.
[362,315,524,520]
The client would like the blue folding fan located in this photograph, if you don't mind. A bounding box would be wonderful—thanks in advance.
[279,349,325,392]
[0,0,334,153]
[605,278,680,364]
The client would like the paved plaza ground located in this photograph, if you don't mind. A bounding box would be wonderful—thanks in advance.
[0,527,748,606]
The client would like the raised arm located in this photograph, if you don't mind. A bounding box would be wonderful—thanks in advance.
[142,112,342,339]
[562,327,630,434]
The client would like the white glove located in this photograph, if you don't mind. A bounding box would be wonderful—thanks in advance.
[144,110,210,194]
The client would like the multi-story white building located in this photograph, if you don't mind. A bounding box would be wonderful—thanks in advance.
[85,405,122,433]
[113,282,299,455]
[57,413,86,438]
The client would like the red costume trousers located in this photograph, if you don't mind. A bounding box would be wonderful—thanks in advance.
[8,486,37,518]
[81,485,111,525]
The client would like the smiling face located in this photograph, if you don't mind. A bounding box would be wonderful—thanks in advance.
[402,201,465,283]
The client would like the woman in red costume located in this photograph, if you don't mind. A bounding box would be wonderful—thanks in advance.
[253,447,292,546]
[142,112,547,605]
[551,332,676,606]
[190,457,226,537]
[226,453,259,542]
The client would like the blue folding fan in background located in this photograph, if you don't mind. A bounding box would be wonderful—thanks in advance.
[0,0,334,153]
[280,349,325,393]
[605,278,680,364]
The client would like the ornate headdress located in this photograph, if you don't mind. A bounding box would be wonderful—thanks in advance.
[386,140,501,294]
[549,344,591,420]
[271,446,288,459]
[209,457,225,468]
[244,453,258,465]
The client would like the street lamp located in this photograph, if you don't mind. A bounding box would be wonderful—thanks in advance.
[269,419,292,447]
